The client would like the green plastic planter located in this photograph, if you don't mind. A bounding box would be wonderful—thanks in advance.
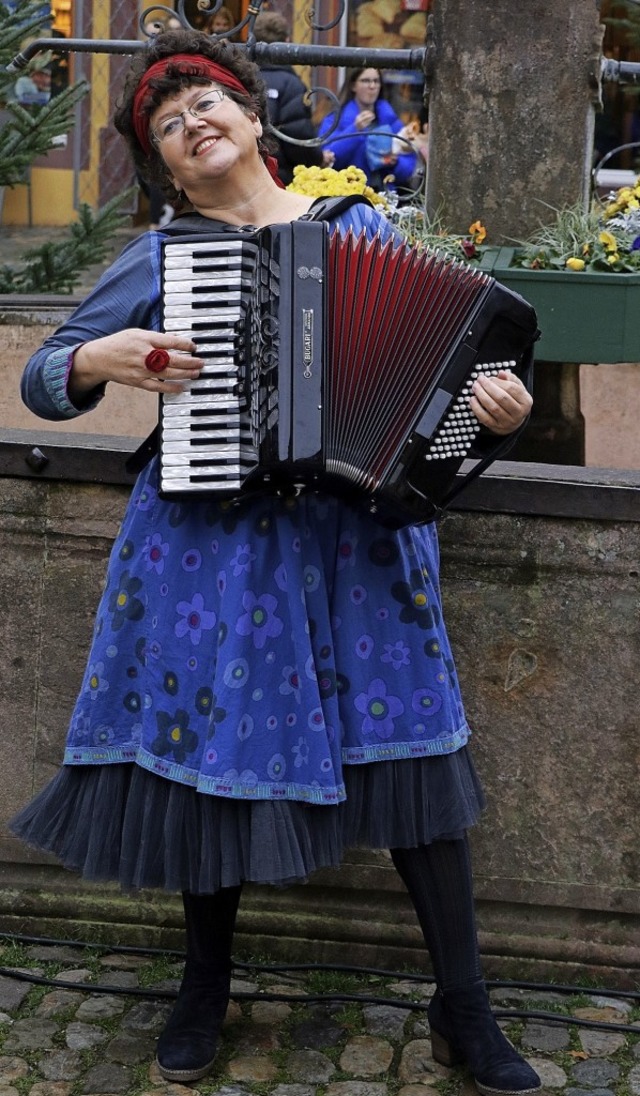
[484,246,640,364]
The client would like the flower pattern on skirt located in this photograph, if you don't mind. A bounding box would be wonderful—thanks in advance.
[64,459,471,804]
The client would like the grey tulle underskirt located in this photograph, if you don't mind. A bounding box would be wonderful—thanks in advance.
[10,750,485,894]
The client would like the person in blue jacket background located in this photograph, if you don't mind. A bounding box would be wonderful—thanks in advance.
[318,66,417,190]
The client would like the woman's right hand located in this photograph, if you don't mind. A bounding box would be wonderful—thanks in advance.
[69,328,202,403]
[354,109,375,130]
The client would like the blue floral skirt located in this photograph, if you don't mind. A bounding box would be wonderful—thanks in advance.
[12,470,487,893]
[10,748,485,893]
[61,468,474,805]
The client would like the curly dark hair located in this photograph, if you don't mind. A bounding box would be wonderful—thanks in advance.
[114,29,274,200]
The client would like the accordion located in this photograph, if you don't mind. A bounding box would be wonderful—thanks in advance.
[159,220,539,528]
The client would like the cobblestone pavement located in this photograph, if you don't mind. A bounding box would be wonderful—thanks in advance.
[0,941,639,1096]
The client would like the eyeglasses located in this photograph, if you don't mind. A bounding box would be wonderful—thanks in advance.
[151,88,227,143]
[356,77,381,86]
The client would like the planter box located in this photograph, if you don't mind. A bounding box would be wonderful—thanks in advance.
[485,246,640,364]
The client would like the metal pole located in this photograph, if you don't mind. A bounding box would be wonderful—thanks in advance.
[7,36,427,75]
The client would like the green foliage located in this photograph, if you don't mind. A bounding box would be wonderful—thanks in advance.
[0,85,87,187]
[0,188,137,293]
[0,0,88,186]
[0,1,133,297]
[514,186,640,272]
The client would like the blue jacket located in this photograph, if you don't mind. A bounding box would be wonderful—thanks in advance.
[318,98,416,187]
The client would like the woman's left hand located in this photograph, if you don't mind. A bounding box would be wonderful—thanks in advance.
[470,369,533,436]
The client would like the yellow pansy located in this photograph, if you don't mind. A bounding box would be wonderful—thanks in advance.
[565,257,586,271]
[468,220,487,243]
[599,231,618,252]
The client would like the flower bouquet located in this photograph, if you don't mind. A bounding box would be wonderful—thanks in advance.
[287,164,388,209]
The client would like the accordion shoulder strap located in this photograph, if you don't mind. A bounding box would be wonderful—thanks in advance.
[301,194,374,222]
[160,195,373,237]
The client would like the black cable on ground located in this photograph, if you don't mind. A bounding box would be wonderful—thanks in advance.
[0,966,637,1035]
[0,931,638,1034]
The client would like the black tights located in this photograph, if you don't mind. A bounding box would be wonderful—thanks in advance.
[181,836,482,992]
[390,836,483,991]
[182,886,242,970]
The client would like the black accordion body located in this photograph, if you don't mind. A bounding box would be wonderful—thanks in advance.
[159,220,539,528]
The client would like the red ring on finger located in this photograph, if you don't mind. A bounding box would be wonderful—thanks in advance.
[145,348,170,374]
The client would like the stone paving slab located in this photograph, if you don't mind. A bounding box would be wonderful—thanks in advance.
[0,941,638,1095]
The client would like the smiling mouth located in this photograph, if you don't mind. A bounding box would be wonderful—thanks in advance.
[193,136,219,156]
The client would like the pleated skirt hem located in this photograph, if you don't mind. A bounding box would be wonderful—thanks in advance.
[10,749,485,894]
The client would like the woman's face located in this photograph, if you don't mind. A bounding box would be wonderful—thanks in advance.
[352,69,381,110]
[149,81,262,197]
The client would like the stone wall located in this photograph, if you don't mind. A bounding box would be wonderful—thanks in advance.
[0,446,638,988]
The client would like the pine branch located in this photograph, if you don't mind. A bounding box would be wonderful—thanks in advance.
[0,1,89,186]
[0,189,138,295]
[0,83,87,186]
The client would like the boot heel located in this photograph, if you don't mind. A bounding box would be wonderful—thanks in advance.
[430,1028,462,1068]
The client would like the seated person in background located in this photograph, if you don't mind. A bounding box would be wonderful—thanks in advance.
[318,66,417,191]
[252,10,328,186]
[12,63,50,105]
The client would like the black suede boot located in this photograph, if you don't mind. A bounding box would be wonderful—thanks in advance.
[428,982,541,1096]
[155,886,242,1083]
[390,841,540,1095]
[155,958,232,1082]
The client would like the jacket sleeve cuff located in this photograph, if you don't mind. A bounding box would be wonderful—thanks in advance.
[42,344,105,416]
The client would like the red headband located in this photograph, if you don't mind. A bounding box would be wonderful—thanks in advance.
[132,53,284,187]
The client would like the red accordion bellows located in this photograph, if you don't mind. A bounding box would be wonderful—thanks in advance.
[327,228,493,486]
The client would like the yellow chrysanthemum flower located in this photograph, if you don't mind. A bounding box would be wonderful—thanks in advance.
[565,257,586,271]
[287,165,388,209]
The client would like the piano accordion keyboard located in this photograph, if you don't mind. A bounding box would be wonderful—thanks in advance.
[160,238,259,492]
